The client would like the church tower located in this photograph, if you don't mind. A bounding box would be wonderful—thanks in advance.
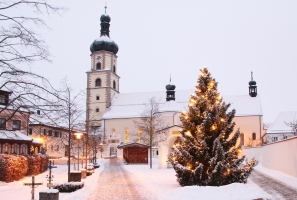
[86,8,119,128]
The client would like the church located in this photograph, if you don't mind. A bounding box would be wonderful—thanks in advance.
[86,11,265,168]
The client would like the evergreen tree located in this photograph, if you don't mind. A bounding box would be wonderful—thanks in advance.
[169,67,255,186]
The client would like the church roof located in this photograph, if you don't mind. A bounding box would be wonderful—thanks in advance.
[266,111,297,134]
[102,90,263,119]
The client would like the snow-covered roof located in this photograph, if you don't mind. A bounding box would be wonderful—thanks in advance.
[0,130,32,141]
[102,90,263,119]
[95,35,114,42]
[266,111,297,134]
[117,142,149,149]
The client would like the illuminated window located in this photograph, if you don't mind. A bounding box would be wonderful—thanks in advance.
[252,133,256,140]
[125,128,129,142]
[20,144,28,154]
[95,78,101,87]
[138,129,142,142]
[112,128,115,134]
[12,144,19,154]
[240,133,244,145]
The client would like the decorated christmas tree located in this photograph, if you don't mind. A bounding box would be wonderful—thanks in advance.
[169,67,255,186]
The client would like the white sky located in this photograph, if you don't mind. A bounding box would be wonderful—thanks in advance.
[25,0,297,123]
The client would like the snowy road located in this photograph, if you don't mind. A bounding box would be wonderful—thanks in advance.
[250,169,297,200]
[88,158,155,200]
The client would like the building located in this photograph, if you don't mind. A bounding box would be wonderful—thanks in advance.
[86,11,265,168]
[264,111,297,143]
[0,90,41,154]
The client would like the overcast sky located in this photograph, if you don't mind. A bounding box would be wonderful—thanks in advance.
[24,0,297,123]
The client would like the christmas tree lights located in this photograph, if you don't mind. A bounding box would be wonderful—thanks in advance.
[169,67,255,186]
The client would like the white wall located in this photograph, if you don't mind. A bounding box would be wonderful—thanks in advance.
[240,136,297,177]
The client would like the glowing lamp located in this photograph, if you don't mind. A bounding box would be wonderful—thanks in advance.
[74,132,83,140]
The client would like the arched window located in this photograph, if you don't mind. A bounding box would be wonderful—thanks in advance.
[12,144,19,154]
[96,63,101,70]
[113,80,116,90]
[138,129,142,142]
[112,128,115,134]
[240,133,244,146]
[125,128,129,142]
[96,95,100,100]
[3,143,10,154]
[96,107,99,112]
[113,65,116,73]
[95,78,101,87]
[252,133,256,140]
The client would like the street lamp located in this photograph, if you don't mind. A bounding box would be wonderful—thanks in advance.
[74,132,83,171]
[99,142,103,158]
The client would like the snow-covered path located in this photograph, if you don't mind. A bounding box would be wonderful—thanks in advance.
[88,158,156,200]
[250,169,297,200]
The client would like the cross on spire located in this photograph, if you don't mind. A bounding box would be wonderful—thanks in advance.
[251,71,253,81]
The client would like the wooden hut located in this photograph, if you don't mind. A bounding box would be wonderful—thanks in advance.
[117,142,149,164]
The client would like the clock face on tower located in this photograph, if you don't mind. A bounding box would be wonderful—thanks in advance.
[96,55,102,61]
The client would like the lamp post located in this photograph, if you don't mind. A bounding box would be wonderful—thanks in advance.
[74,132,83,171]
[99,142,103,158]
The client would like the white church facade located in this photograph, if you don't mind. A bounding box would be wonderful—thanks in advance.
[86,11,266,168]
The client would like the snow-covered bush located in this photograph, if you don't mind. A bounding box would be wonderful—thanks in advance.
[0,154,49,182]
[53,182,84,192]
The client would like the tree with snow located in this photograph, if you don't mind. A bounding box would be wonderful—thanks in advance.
[168,67,255,186]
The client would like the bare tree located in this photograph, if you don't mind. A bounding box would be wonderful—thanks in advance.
[285,118,297,136]
[49,80,85,182]
[134,97,168,169]
[0,1,66,134]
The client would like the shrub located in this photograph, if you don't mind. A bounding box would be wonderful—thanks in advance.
[53,182,84,192]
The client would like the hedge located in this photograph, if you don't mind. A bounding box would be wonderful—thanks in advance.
[0,154,49,182]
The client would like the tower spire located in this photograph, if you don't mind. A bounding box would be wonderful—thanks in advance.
[170,73,171,82]
[105,2,107,13]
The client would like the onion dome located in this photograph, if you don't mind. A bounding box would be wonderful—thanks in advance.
[90,12,119,54]
[249,71,257,97]
[166,76,176,101]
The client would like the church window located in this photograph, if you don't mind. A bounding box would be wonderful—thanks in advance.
[113,80,116,89]
[112,128,115,134]
[125,128,129,142]
[95,78,101,87]
[252,133,256,140]
[96,107,99,112]
[240,133,244,145]
[96,95,100,100]
[96,63,101,70]
[113,65,116,73]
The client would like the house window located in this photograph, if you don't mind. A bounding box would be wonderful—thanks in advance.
[20,144,28,155]
[156,150,158,155]
[96,95,100,100]
[12,120,21,130]
[272,137,278,142]
[240,133,244,146]
[96,63,101,70]
[29,128,32,135]
[0,95,6,104]
[12,144,19,154]
[48,130,53,136]
[95,78,101,87]
[43,129,47,136]
[284,135,288,139]
[3,143,10,154]
[96,107,99,112]
[113,80,116,90]
[60,132,62,138]
[125,128,129,142]
[252,133,256,140]
[0,118,6,129]
[54,131,59,137]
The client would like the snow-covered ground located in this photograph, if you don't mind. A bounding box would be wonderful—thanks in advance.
[122,159,272,200]
[0,158,106,200]
[1,157,297,200]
